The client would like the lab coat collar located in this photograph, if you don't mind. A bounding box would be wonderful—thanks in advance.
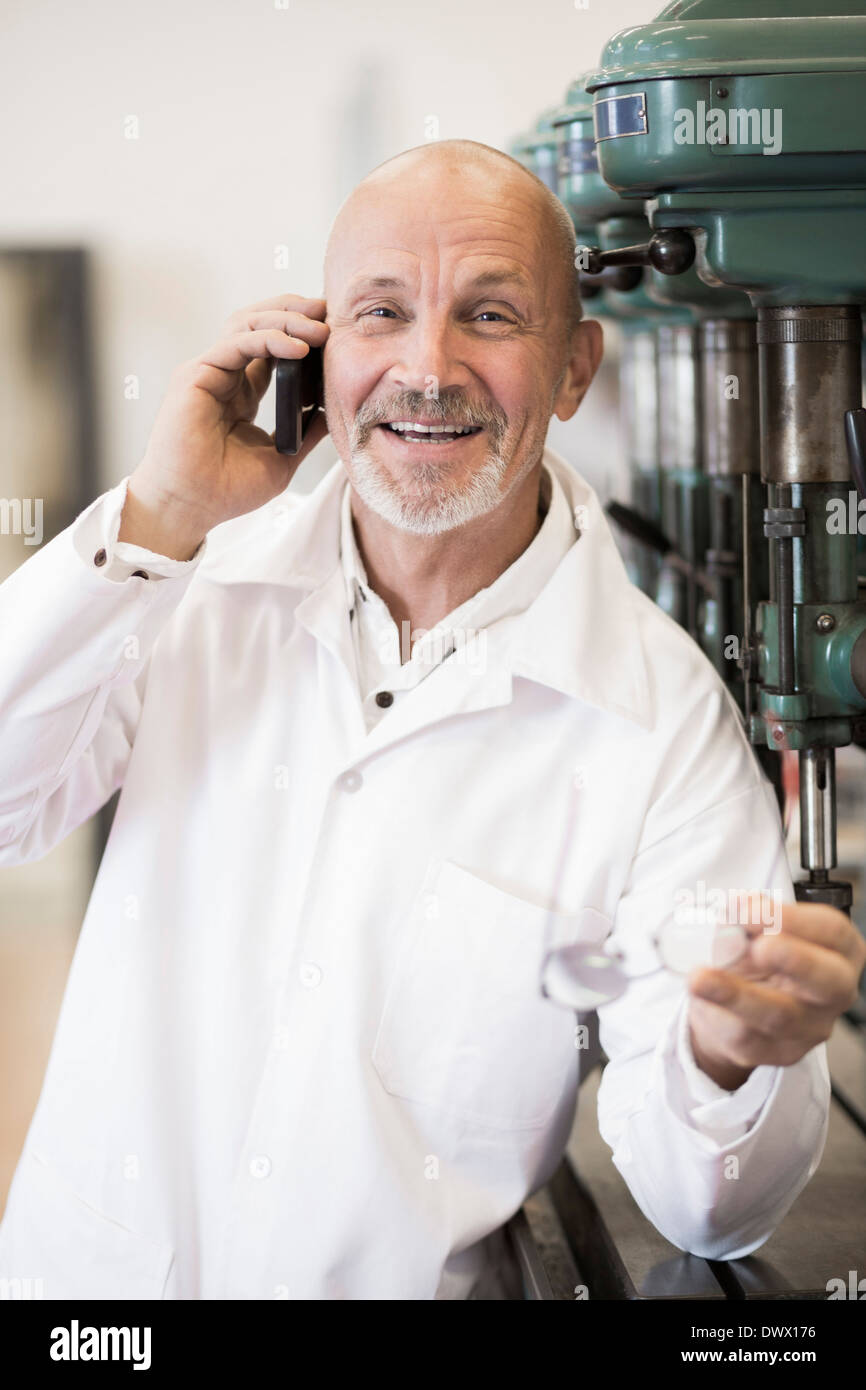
[202,445,653,730]
[509,454,653,729]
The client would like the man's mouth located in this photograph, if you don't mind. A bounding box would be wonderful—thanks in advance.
[378,421,484,444]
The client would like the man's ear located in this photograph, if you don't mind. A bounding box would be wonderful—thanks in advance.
[553,319,603,422]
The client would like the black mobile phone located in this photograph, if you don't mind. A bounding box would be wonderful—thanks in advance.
[274,347,324,455]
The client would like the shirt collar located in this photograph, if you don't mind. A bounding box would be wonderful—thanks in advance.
[338,459,575,642]
[199,444,653,729]
[339,477,368,615]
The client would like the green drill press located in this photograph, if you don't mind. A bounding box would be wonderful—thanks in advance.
[509,108,561,193]
[553,77,766,715]
[516,101,673,602]
[548,83,709,628]
[551,79,670,604]
[584,0,866,913]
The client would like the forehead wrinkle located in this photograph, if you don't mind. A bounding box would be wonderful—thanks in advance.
[338,227,547,287]
[327,186,558,317]
[339,259,547,317]
[457,266,533,294]
[340,220,542,263]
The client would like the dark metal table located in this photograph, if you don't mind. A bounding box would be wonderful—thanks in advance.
[503,1016,866,1300]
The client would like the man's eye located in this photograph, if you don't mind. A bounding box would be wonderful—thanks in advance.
[475,311,509,323]
[364,306,398,318]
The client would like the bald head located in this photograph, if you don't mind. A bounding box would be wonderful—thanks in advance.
[325,139,583,339]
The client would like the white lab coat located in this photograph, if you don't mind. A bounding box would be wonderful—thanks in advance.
[0,444,829,1300]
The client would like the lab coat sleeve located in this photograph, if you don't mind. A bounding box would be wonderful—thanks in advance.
[594,686,831,1262]
[0,475,206,867]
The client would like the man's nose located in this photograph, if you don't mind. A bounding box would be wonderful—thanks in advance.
[389,316,471,395]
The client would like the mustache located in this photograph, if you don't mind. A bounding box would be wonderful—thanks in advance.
[352,389,508,448]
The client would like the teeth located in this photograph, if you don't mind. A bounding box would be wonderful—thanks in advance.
[386,422,479,435]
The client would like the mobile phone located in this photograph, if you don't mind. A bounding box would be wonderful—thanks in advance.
[274,346,324,455]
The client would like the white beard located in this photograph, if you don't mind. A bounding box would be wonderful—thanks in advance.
[348,442,518,536]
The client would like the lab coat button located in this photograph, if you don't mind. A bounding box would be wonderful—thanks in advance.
[375,691,393,708]
[299,961,322,988]
[249,1155,271,1179]
[337,769,363,793]
[93,548,107,566]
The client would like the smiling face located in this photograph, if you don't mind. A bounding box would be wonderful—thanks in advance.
[322,142,597,536]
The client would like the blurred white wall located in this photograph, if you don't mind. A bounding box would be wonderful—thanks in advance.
[0,0,658,498]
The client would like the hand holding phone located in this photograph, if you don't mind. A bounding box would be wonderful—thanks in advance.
[119,294,329,558]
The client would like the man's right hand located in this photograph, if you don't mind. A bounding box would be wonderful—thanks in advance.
[118,294,330,560]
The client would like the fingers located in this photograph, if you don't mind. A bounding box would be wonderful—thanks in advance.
[202,328,316,374]
[768,901,866,970]
[193,305,330,413]
[693,927,855,1010]
[684,898,866,1075]
[185,299,330,406]
[187,329,316,404]
[235,310,330,343]
[688,991,823,1069]
[749,930,858,1008]
[691,967,824,1031]
[223,294,327,328]
[714,896,865,996]
[244,356,276,407]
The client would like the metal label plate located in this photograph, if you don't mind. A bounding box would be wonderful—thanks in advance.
[593,93,648,143]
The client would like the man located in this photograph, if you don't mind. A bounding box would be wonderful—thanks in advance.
[0,140,862,1300]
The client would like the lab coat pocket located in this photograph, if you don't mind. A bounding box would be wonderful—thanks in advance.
[371,860,581,1132]
[0,1149,174,1300]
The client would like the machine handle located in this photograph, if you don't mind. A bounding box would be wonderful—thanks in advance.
[606,500,672,556]
[844,408,866,501]
[579,228,696,279]
[579,265,644,297]
[606,500,716,596]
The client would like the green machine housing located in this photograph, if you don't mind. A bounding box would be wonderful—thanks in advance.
[584,0,866,910]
